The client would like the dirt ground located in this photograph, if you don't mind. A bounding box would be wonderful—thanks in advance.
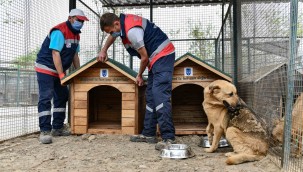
[0,134,281,172]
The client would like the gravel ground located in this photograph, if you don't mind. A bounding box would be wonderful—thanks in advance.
[0,134,281,172]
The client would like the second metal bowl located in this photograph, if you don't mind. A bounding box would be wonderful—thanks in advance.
[160,144,195,159]
[199,136,229,148]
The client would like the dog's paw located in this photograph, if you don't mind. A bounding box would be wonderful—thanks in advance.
[225,157,234,165]
[225,152,236,157]
[204,148,215,153]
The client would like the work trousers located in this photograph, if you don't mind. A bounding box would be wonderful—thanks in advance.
[142,53,176,139]
[37,72,68,131]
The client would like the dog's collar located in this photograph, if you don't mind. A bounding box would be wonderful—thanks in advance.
[228,104,247,119]
[228,106,241,118]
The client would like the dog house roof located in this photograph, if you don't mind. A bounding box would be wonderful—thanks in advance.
[61,58,139,85]
[239,63,287,83]
[175,53,232,82]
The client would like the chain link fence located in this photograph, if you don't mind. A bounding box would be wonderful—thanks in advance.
[1,0,303,171]
[236,0,303,171]
[0,0,71,140]
[99,3,225,76]
[0,0,229,140]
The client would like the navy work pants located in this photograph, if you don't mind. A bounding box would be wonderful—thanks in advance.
[36,72,68,132]
[142,53,176,139]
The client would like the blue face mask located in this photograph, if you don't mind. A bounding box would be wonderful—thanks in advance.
[111,32,121,38]
[71,20,83,30]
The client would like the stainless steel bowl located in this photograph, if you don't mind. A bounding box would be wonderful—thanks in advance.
[199,136,229,148]
[160,144,195,159]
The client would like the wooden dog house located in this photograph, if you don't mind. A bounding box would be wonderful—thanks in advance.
[62,58,145,135]
[172,53,232,135]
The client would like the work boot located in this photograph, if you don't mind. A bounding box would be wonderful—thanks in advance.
[130,134,158,143]
[51,126,71,136]
[155,139,176,151]
[39,131,52,144]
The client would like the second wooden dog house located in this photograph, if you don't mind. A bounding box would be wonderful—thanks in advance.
[62,58,145,135]
[172,53,232,135]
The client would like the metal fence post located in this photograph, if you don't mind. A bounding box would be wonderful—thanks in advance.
[69,0,76,11]
[232,0,241,86]
[222,0,225,71]
[68,0,76,125]
[282,0,298,170]
[215,39,218,68]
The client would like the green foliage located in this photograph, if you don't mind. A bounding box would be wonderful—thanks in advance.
[168,29,180,39]
[11,48,39,69]
[298,14,303,36]
[188,21,214,60]
[1,0,23,25]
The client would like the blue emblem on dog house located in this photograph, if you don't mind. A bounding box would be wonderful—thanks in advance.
[100,69,108,77]
[184,67,193,76]
[172,53,232,135]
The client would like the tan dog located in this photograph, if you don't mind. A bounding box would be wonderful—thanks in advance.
[203,80,240,153]
[225,107,268,165]
[203,80,269,165]
[272,93,303,157]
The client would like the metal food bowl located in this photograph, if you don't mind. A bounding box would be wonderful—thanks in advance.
[199,136,229,148]
[160,144,195,159]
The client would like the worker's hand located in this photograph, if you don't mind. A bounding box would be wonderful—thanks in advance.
[97,50,108,63]
[59,73,65,79]
[136,74,144,86]
[59,73,66,86]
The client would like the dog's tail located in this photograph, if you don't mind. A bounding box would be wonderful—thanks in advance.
[225,153,265,165]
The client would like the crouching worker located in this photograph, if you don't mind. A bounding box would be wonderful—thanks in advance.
[97,13,176,150]
[35,9,89,144]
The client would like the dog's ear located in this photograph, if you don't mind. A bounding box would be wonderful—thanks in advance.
[208,84,220,94]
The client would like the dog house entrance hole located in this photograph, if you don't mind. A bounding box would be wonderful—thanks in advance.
[88,86,122,130]
[172,84,207,134]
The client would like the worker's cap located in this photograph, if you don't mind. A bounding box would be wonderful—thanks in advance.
[69,9,89,21]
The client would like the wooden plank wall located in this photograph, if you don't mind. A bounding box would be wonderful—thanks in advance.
[72,63,137,134]
[73,84,87,134]
[173,60,215,83]
[172,59,230,88]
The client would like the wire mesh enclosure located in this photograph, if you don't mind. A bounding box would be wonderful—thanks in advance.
[0,0,71,141]
[237,0,303,171]
[0,0,303,171]
[96,1,229,76]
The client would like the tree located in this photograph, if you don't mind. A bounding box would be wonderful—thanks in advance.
[11,48,39,69]
[297,13,303,36]
[188,21,215,60]
[168,29,180,40]
[1,0,23,25]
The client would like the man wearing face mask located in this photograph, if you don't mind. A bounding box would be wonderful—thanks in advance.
[98,13,176,150]
[35,9,88,144]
